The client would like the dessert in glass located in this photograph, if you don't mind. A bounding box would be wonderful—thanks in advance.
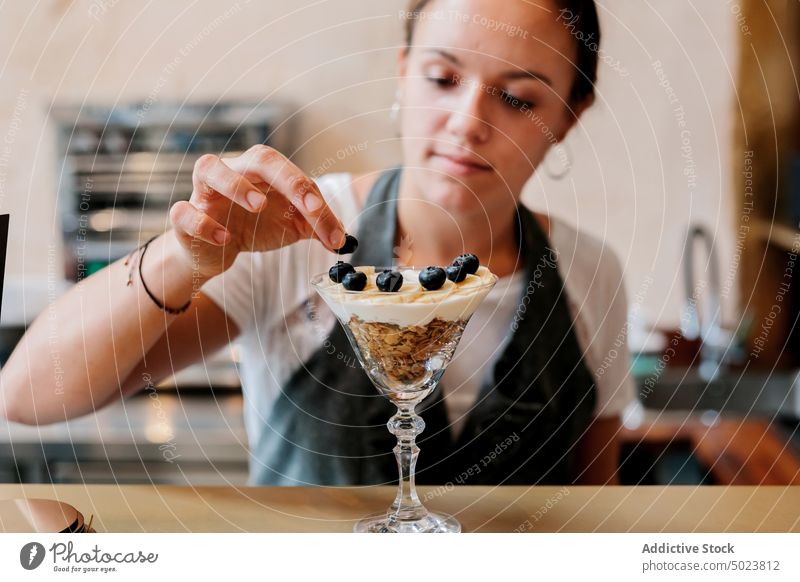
[311,255,497,533]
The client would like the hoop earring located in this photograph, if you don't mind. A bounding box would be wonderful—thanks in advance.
[543,140,572,181]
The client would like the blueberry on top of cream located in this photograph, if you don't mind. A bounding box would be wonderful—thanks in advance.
[329,261,355,283]
[342,271,367,291]
[419,266,446,291]
[452,253,480,275]
[445,264,468,283]
[376,270,403,292]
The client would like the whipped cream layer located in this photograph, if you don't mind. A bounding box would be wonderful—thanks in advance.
[317,266,498,326]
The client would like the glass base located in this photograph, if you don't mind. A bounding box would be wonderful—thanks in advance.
[354,512,461,533]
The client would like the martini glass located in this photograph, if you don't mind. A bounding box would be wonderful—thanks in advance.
[311,267,497,533]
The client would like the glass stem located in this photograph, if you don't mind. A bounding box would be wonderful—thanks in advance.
[387,400,429,523]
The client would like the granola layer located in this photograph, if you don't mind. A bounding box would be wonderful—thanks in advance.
[347,316,468,384]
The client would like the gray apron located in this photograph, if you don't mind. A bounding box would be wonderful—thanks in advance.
[249,168,597,486]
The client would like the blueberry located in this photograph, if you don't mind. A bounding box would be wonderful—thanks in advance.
[446,264,468,283]
[342,271,367,291]
[335,234,359,255]
[329,261,355,283]
[452,253,479,275]
[419,266,446,291]
[376,270,403,292]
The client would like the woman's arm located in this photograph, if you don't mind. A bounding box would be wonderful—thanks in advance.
[576,415,622,485]
[0,230,229,425]
[0,145,347,426]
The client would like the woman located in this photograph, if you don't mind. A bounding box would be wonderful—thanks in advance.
[1,0,633,486]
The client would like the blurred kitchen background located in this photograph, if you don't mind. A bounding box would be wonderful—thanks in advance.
[1,0,799,486]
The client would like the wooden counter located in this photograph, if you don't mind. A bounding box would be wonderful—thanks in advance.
[1,484,799,533]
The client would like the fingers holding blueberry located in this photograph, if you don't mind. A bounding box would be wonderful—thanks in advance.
[335,234,359,255]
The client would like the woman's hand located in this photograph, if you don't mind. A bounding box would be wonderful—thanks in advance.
[169,144,347,280]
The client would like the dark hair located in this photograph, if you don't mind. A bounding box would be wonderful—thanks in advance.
[404,0,600,105]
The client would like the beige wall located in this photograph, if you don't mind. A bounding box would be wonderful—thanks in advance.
[0,0,737,328]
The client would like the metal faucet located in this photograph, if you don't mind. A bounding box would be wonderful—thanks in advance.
[682,225,725,382]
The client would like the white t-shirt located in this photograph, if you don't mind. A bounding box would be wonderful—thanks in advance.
[202,173,635,449]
